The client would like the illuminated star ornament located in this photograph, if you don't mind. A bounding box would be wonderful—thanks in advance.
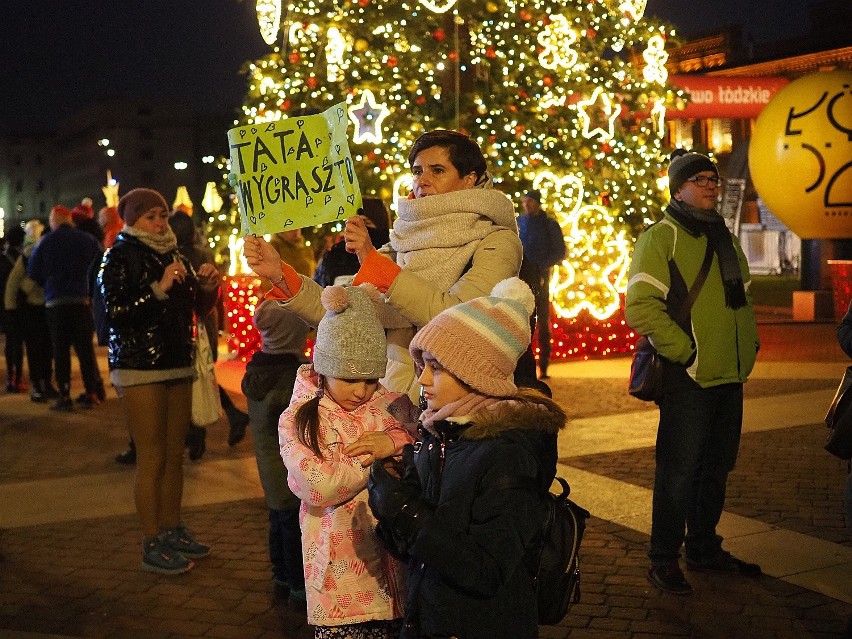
[576,87,623,141]
[348,90,390,144]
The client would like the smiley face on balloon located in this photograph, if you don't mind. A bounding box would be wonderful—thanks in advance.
[749,70,852,239]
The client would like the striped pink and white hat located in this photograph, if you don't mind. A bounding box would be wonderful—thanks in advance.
[409,277,535,397]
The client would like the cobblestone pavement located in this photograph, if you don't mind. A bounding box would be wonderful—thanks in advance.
[0,320,850,638]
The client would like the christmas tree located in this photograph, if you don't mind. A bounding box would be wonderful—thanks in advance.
[213,0,682,360]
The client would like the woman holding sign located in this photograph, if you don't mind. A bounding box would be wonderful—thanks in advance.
[243,129,522,403]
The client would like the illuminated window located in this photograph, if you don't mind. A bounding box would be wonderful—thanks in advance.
[670,119,694,149]
[707,119,732,153]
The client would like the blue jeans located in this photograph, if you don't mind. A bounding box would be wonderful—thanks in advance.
[649,383,743,565]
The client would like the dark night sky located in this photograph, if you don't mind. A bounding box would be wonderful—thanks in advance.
[0,0,816,136]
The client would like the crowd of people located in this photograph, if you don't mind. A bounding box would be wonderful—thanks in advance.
[4,129,845,637]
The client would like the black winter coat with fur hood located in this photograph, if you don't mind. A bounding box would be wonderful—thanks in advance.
[401,393,565,639]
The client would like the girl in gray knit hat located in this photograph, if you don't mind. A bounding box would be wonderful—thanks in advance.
[278,284,419,638]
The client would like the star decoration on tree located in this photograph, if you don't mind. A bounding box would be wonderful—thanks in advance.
[576,87,623,142]
[348,89,391,144]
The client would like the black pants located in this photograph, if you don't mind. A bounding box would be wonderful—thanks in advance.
[18,303,53,389]
[45,303,102,395]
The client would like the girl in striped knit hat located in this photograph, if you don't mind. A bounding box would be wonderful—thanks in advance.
[367,277,566,639]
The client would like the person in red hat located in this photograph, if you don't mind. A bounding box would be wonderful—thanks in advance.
[27,204,105,410]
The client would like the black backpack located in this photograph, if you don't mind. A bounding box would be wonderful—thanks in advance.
[502,474,591,625]
[534,476,590,624]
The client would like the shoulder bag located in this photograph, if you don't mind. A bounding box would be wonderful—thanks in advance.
[629,242,713,402]
[192,323,223,426]
[824,365,852,460]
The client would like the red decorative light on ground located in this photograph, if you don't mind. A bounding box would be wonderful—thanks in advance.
[537,299,636,361]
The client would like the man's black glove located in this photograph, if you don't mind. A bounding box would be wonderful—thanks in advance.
[368,444,433,549]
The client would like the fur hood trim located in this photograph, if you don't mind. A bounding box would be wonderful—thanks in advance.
[423,390,566,440]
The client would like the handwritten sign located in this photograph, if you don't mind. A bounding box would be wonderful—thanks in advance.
[228,102,362,235]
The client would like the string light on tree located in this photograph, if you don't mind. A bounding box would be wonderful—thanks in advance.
[532,171,630,321]
[642,34,669,84]
[650,97,667,138]
[256,0,282,46]
[210,0,681,361]
[618,0,648,22]
[418,0,458,14]
[325,26,348,82]
[537,15,580,72]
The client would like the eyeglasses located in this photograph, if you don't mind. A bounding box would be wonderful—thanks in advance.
[686,175,722,187]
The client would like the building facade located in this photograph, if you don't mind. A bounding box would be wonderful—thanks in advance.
[0,100,232,235]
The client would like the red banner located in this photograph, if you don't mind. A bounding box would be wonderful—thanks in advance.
[667,75,790,119]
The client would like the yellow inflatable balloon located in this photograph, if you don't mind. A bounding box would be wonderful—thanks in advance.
[749,70,852,239]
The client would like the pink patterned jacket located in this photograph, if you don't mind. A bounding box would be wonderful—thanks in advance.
[279,364,418,627]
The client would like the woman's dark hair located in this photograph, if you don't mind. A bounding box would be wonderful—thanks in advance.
[294,376,325,458]
[408,130,487,181]
[168,210,196,247]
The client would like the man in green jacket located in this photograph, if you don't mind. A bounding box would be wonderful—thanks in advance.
[625,149,761,595]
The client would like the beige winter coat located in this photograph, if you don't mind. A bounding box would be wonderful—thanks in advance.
[273,189,522,401]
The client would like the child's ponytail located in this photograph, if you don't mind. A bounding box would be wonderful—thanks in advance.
[294,381,324,458]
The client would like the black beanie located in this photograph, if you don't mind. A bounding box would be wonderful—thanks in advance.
[668,149,718,196]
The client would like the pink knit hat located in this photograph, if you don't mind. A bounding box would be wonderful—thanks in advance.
[409,278,535,397]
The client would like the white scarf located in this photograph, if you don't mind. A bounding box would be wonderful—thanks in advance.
[125,225,178,255]
[376,189,518,329]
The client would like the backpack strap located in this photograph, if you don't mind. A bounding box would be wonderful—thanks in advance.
[673,240,713,325]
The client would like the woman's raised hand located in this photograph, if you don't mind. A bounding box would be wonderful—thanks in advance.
[344,215,373,264]
[242,235,282,280]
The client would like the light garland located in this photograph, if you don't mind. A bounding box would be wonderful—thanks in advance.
[642,34,669,84]
[325,26,347,82]
[256,0,282,46]
[537,15,579,72]
[532,171,631,321]
[418,0,458,14]
[224,0,677,361]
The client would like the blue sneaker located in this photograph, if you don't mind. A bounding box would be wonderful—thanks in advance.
[162,524,210,559]
[141,535,193,575]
